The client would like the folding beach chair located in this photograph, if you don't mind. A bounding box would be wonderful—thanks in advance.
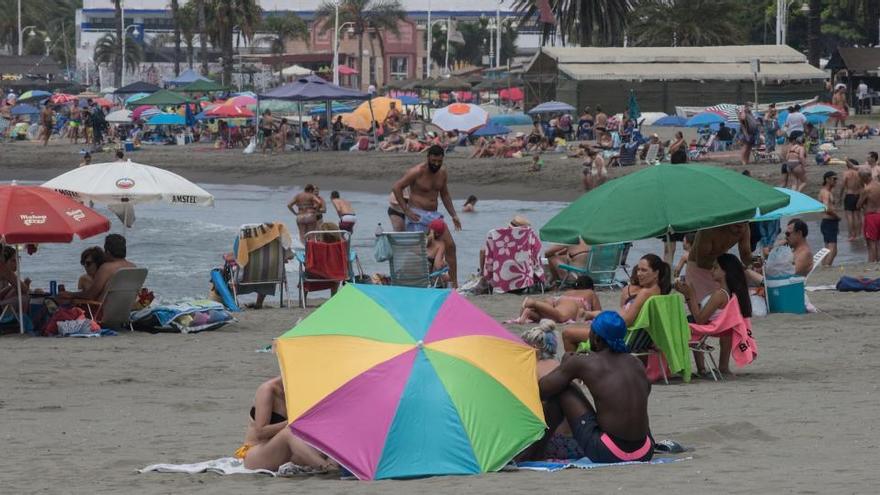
[688,296,757,382]
[379,232,448,287]
[78,267,148,331]
[482,226,545,294]
[296,230,353,307]
[642,143,660,165]
[558,242,631,289]
[230,223,292,309]
[625,294,692,384]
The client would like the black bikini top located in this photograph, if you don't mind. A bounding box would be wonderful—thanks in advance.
[250,406,287,425]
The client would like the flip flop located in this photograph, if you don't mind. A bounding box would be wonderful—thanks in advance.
[654,439,686,454]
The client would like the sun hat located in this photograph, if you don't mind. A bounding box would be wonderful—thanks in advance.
[591,311,628,353]
[510,215,531,227]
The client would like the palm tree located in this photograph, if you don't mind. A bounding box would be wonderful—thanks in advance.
[806,0,821,67]
[175,2,199,68]
[93,33,143,76]
[628,0,743,47]
[206,0,262,87]
[197,0,209,75]
[262,12,309,56]
[171,0,181,75]
[314,0,406,89]
[511,0,634,46]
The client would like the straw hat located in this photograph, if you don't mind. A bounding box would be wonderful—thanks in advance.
[510,215,531,227]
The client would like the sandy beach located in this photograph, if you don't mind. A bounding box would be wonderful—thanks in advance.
[1,138,879,493]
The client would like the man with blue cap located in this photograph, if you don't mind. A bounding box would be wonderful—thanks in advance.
[524,311,654,463]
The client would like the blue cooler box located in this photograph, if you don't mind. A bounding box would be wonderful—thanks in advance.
[766,276,806,314]
[124,140,134,152]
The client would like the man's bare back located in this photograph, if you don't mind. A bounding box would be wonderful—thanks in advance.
[843,168,864,195]
[689,223,751,268]
[331,198,354,216]
[861,181,880,213]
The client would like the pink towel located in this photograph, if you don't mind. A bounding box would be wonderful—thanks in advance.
[688,297,757,367]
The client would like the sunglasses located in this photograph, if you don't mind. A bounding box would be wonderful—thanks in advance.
[81,260,94,266]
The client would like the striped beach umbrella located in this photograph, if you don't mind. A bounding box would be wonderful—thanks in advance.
[704,103,740,124]
[276,284,546,480]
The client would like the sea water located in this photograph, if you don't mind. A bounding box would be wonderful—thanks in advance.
[21,183,867,302]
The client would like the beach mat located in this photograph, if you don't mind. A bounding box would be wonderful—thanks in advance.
[139,457,329,477]
[515,456,691,472]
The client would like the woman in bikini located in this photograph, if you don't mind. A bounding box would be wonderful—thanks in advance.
[675,253,751,377]
[560,254,671,352]
[235,376,335,472]
[582,147,607,191]
[286,184,320,243]
[513,275,601,325]
[545,240,590,285]
[786,135,807,192]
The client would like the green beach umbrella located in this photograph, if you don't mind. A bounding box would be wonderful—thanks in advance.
[128,90,190,107]
[540,164,790,245]
[178,79,226,93]
[628,89,641,121]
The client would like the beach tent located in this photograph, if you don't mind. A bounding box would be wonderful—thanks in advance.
[259,75,370,102]
[275,284,545,480]
[128,90,190,107]
[177,79,225,93]
[0,183,110,333]
[489,113,533,126]
[540,164,790,245]
[166,68,210,87]
[308,103,353,115]
[106,109,133,124]
[433,77,472,91]
[114,81,162,95]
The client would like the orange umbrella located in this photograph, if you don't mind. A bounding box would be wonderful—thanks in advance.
[341,112,371,131]
[350,97,402,127]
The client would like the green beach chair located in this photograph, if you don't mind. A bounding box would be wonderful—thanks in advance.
[559,242,631,289]
[380,232,448,288]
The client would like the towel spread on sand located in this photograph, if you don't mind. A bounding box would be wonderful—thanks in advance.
[689,297,757,367]
[515,456,691,472]
[235,223,292,269]
[139,457,327,477]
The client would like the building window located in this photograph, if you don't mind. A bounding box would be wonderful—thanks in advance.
[369,56,377,84]
[390,56,408,80]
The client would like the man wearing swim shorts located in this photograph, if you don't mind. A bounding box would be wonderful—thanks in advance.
[523,312,653,463]
[392,145,462,287]
[858,172,880,263]
[842,159,864,240]
[819,171,840,266]
[330,190,356,234]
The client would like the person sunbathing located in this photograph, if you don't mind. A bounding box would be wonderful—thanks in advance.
[545,240,590,285]
[521,311,653,463]
[77,246,105,292]
[512,275,600,325]
[470,137,494,158]
[235,376,336,472]
[675,253,751,377]
[403,132,425,152]
[560,254,671,352]
[379,132,404,152]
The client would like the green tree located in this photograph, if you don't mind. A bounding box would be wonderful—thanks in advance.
[113,0,123,85]
[93,33,143,76]
[262,12,309,56]
[314,0,407,87]
[431,20,517,69]
[205,0,263,86]
[174,2,200,69]
[628,0,743,47]
[197,0,209,75]
[170,0,181,75]
[512,0,633,46]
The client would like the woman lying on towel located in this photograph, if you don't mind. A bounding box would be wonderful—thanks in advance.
[560,254,671,352]
[235,376,336,472]
[512,275,601,325]
[675,253,752,377]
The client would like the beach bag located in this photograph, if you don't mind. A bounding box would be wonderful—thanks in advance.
[374,235,392,262]
[243,137,256,154]
[764,246,794,278]
[835,276,880,292]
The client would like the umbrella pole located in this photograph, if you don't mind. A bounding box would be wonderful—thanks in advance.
[368,98,377,149]
[15,245,24,334]
[298,103,303,151]
[326,100,332,150]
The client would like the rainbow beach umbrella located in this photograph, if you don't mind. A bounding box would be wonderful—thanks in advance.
[276,284,546,480]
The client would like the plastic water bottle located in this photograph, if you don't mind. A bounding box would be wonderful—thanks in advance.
[375,223,383,237]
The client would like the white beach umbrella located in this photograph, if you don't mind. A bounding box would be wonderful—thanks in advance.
[105,109,133,124]
[41,160,214,226]
[430,103,489,132]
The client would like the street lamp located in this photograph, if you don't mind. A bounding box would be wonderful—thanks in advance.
[333,21,356,86]
[483,15,517,69]
[120,24,140,87]
[43,36,51,57]
[18,25,36,56]
[776,0,810,46]
[427,18,450,77]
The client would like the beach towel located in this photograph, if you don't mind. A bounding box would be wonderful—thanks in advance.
[304,240,349,281]
[482,227,545,293]
[131,300,233,333]
[235,223,292,269]
[689,297,757,367]
[630,295,692,383]
[43,306,100,336]
[139,457,328,477]
[835,276,880,292]
[515,456,691,472]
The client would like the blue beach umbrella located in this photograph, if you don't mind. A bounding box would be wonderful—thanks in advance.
[472,121,511,137]
[686,112,725,127]
[11,103,40,116]
[125,93,150,105]
[776,110,828,127]
[18,90,51,102]
[147,113,186,126]
[653,115,687,127]
[753,187,825,221]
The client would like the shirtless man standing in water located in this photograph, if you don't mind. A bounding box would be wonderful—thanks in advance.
[842,159,865,240]
[330,190,356,233]
[687,223,751,302]
[858,173,880,263]
[392,145,462,287]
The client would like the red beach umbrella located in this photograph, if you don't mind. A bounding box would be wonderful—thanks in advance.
[205,104,254,118]
[0,183,110,244]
